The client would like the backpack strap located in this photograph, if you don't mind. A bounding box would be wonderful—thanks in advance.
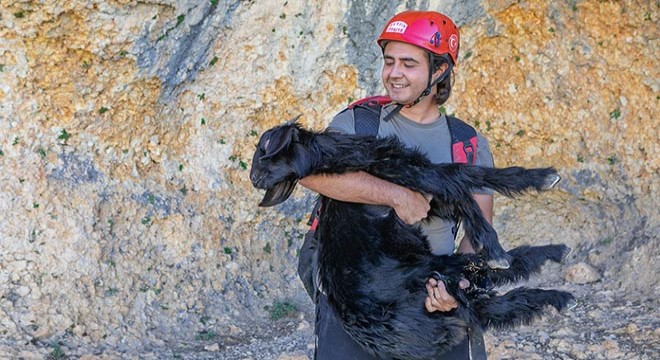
[347,95,392,109]
[347,97,479,165]
[349,95,390,136]
[308,199,323,231]
[445,116,479,241]
[446,116,478,165]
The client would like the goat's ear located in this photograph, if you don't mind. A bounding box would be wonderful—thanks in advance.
[258,180,297,207]
[259,122,299,160]
[285,114,302,125]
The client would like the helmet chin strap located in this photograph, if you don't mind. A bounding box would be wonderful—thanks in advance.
[383,58,453,122]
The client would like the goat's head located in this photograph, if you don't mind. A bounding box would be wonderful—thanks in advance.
[250,116,314,207]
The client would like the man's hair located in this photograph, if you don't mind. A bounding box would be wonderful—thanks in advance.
[432,54,454,105]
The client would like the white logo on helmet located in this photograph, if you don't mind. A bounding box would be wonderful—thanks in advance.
[448,34,459,52]
[386,21,408,34]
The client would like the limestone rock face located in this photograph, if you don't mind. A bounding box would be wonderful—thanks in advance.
[0,0,657,353]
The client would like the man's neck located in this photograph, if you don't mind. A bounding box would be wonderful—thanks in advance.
[398,99,441,124]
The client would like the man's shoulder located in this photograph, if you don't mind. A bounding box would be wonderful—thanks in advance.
[327,107,356,135]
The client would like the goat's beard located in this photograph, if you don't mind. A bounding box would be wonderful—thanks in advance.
[258,179,298,207]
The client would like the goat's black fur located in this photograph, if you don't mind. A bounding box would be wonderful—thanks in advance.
[250,120,575,359]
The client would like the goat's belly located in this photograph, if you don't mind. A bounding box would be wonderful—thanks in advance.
[324,200,393,223]
[361,204,392,218]
[330,288,469,360]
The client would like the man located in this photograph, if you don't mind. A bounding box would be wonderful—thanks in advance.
[300,10,494,359]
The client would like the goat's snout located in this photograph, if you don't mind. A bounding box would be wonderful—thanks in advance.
[249,169,263,186]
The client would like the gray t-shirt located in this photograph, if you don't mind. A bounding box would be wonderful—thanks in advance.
[328,104,494,256]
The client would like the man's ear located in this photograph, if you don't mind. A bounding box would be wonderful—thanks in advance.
[433,62,449,78]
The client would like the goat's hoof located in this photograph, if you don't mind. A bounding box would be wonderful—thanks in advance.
[542,174,561,190]
[487,257,511,269]
[431,271,449,284]
[566,299,579,311]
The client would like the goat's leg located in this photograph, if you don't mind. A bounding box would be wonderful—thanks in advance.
[441,165,561,197]
[410,165,559,269]
[314,134,560,199]
[455,197,512,269]
[473,288,576,330]
[488,245,571,287]
[380,167,512,269]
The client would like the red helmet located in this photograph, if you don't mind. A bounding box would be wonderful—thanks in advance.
[377,11,460,65]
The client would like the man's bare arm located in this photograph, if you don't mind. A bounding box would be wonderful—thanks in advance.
[299,172,430,225]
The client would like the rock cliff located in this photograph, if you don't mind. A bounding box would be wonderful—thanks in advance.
[0,0,657,357]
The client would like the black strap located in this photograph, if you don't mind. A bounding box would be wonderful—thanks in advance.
[352,107,478,166]
[353,104,381,136]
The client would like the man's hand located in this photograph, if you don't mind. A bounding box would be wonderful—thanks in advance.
[425,277,470,312]
[391,189,432,224]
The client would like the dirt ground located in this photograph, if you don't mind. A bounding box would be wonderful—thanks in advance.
[16,280,653,360]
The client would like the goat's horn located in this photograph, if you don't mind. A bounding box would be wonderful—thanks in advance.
[286,115,302,125]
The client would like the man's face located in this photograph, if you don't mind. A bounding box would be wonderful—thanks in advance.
[381,41,431,105]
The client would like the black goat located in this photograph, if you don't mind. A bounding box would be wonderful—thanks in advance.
[250,119,575,359]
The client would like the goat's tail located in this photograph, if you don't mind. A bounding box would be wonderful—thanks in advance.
[462,166,560,198]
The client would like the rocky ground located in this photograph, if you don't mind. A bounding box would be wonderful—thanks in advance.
[2,277,657,360]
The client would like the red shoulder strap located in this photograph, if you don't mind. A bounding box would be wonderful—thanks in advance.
[347,95,392,109]
[446,116,478,165]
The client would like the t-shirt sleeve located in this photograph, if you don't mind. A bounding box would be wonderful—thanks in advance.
[327,109,356,135]
[473,132,495,195]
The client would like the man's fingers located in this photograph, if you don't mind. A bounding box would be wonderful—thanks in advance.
[425,297,436,312]
[425,276,460,312]
[459,278,470,289]
[435,280,451,301]
[425,296,448,313]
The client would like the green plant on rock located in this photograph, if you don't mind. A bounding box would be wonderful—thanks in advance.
[609,108,621,120]
[58,129,71,143]
[607,156,617,165]
[265,300,297,320]
[47,343,66,360]
[195,330,216,341]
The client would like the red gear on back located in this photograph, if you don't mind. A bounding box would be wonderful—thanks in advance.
[377,11,460,65]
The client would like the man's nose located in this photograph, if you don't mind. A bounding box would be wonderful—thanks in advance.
[390,63,404,78]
